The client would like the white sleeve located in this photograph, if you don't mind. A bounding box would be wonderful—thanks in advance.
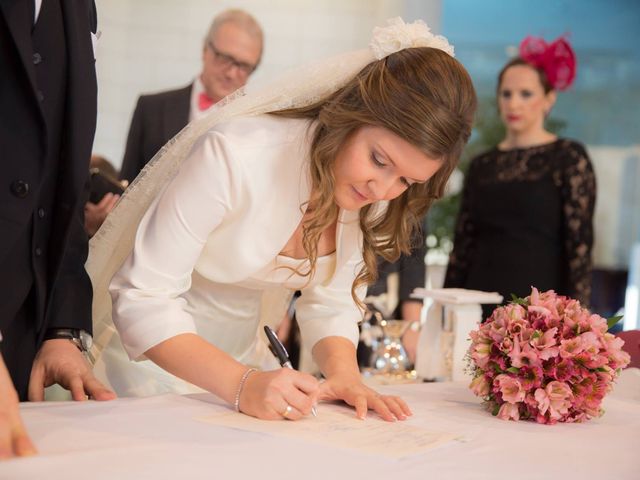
[295,250,364,353]
[110,131,236,361]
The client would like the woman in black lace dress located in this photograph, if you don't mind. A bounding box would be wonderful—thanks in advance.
[445,36,596,316]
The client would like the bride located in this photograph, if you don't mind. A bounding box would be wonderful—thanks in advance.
[87,18,476,421]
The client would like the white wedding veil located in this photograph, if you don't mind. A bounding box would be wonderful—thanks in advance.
[87,18,455,356]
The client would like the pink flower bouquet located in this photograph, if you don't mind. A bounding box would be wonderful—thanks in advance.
[468,288,630,424]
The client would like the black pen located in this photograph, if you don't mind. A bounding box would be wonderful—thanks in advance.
[263,325,317,417]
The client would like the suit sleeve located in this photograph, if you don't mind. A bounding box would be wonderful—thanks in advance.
[120,96,146,183]
[47,179,93,333]
[45,0,97,334]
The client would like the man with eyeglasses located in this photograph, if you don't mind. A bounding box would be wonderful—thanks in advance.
[119,9,263,183]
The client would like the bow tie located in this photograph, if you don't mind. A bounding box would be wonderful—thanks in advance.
[198,92,215,111]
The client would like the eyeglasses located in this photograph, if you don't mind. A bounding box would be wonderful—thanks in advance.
[207,41,256,77]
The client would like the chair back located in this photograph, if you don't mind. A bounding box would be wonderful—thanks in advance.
[616,330,640,369]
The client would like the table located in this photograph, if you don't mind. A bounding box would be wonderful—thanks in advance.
[3,370,639,480]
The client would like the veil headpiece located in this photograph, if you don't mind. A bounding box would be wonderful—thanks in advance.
[87,18,455,345]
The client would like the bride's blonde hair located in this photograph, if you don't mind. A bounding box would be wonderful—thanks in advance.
[273,47,477,307]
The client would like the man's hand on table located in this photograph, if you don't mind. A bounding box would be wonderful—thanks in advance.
[28,339,116,401]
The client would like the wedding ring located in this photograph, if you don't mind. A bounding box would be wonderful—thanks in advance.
[281,404,293,418]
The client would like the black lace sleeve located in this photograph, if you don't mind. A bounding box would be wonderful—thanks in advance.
[556,142,596,306]
[444,159,479,288]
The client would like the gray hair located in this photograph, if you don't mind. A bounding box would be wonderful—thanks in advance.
[206,9,264,62]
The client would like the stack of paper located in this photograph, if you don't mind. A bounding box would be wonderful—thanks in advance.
[411,288,503,305]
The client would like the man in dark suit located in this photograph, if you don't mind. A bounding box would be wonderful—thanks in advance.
[119,9,264,183]
[0,0,114,458]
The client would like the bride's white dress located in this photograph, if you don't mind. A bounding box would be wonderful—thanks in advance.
[91,115,363,396]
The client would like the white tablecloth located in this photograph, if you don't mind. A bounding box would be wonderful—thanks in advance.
[4,370,639,480]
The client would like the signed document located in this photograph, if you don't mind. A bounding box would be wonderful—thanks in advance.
[198,405,459,459]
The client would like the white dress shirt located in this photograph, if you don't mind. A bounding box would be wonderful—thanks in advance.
[34,0,42,23]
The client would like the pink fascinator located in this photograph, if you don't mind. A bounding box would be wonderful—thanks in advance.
[519,36,577,91]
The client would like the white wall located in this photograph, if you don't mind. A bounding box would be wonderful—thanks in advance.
[93,0,443,168]
[589,145,640,269]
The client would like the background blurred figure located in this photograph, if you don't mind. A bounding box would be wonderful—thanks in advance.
[445,36,596,318]
[119,9,263,183]
[84,155,124,237]
[0,0,114,459]
[365,228,427,364]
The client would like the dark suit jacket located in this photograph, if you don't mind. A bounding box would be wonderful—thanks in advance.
[119,84,191,183]
[0,0,96,337]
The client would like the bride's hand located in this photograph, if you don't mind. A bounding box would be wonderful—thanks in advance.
[238,369,319,421]
[318,373,412,421]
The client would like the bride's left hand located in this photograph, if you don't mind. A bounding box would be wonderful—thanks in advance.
[318,374,412,421]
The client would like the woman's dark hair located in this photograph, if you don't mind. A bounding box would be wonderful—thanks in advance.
[497,57,554,94]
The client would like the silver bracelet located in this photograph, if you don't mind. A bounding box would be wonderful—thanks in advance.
[234,367,257,413]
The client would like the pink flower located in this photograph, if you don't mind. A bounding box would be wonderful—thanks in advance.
[497,402,520,421]
[506,312,532,341]
[528,306,551,330]
[579,331,601,352]
[535,381,573,421]
[508,337,541,368]
[486,315,508,344]
[517,365,544,390]
[530,287,562,321]
[573,375,606,417]
[560,299,585,336]
[529,287,542,305]
[488,354,508,372]
[564,411,588,423]
[523,392,539,411]
[534,387,550,415]
[529,327,559,360]
[470,375,491,397]
[553,359,576,382]
[587,314,607,335]
[494,374,526,404]
[601,332,624,352]
[499,336,514,354]
[602,333,632,370]
[469,330,493,369]
[595,368,615,387]
[559,336,585,359]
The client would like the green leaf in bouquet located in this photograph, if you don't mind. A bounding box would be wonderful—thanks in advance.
[606,315,623,330]
[506,367,520,374]
[510,293,528,306]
